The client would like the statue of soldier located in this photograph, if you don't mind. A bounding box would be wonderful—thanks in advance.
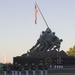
[3,65,7,75]
[18,64,22,75]
[30,30,46,52]
[10,64,14,75]
[47,32,56,50]
[31,63,36,75]
[38,27,52,45]
[54,39,63,51]
[48,32,63,51]
[24,63,29,75]
[44,63,48,75]
[38,61,44,75]
[30,27,52,52]
[42,31,53,52]
[37,28,52,52]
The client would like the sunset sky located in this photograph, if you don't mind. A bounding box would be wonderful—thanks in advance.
[0,0,75,63]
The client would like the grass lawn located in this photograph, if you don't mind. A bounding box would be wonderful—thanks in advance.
[0,70,75,75]
[49,73,75,75]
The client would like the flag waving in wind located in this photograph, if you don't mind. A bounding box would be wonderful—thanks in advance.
[34,2,49,27]
[35,4,38,24]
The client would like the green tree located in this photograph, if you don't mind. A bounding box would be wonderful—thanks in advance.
[66,45,75,57]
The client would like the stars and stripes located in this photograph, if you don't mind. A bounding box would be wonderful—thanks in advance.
[35,4,38,24]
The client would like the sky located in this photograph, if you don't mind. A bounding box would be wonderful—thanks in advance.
[0,0,75,63]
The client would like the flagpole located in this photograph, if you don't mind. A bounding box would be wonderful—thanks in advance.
[35,1,49,28]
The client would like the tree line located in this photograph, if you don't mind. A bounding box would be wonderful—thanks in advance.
[66,45,75,57]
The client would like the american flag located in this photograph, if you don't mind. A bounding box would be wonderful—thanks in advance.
[35,4,38,24]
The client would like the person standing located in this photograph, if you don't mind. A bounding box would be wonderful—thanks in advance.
[24,63,29,75]
[14,63,18,75]
[44,63,48,75]
[11,64,15,75]
[18,64,22,75]
[31,63,36,75]
[38,61,44,75]
[3,65,7,75]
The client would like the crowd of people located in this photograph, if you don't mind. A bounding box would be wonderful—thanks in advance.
[3,61,49,75]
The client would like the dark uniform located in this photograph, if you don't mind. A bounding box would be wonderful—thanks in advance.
[14,63,18,75]
[10,64,14,75]
[3,65,7,71]
[24,63,29,75]
[31,63,36,70]
[38,61,44,75]
[11,65,14,71]
[18,64,22,71]
[38,62,44,70]
[3,65,7,75]
[44,63,48,75]
[18,64,22,75]
[31,63,36,75]
[14,65,18,71]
